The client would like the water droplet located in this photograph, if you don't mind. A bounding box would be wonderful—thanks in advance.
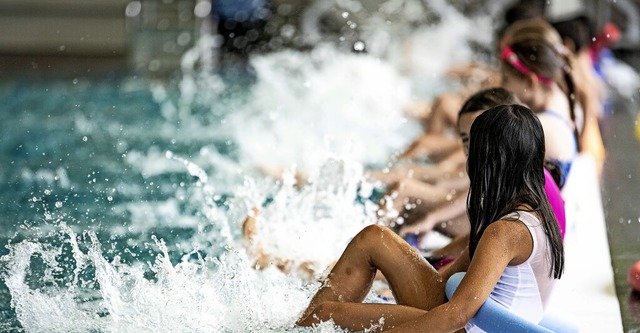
[194,1,211,18]
[82,136,88,142]
[44,189,51,195]
[125,1,142,17]
[72,78,78,85]
[176,32,191,46]
[353,40,365,52]
[342,12,349,18]
[55,201,63,208]
[107,196,113,202]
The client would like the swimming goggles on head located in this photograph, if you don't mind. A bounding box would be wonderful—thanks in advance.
[501,47,553,86]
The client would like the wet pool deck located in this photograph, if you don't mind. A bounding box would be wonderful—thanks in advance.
[548,152,622,331]
[602,98,640,332]
[543,96,640,333]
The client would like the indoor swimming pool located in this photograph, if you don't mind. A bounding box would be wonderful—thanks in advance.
[1,0,640,332]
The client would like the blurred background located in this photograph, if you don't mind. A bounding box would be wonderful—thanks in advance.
[1,0,639,75]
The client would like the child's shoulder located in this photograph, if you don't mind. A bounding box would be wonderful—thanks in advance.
[482,218,531,245]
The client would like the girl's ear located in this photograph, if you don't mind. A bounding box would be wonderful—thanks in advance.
[562,37,576,53]
[526,72,540,90]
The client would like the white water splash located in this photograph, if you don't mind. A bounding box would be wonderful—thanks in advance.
[2,228,328,333]
[247,158,379,274]
[228,45,419,173]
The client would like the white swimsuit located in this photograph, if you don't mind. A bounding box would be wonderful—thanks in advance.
[465,211,555,333]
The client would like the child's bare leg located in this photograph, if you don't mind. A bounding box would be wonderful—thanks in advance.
[302,302,428,331]
[432,214,470,239]
[367,165,455,186]
[297,225,445,326]
[366,167,415,184]
[384,179,452,217]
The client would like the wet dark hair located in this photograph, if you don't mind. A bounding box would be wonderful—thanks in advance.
[551,15,594,53]
[502,19,581,151]
[458,87,520,119]
[495,0,547,44]
[504,0,547,26]
[466,104,564,279]
[543,160,564,189]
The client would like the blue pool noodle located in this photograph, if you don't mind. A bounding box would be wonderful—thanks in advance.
[445,272,580,333]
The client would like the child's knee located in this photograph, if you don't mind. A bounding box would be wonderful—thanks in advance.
[355,225,391,247]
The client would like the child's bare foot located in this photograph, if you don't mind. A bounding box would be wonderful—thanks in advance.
[242,207,260,241]
[241,207,318,280]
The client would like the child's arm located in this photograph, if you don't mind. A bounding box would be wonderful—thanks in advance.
[386,220,533,332]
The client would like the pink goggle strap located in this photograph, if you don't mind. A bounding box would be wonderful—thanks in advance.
[501,47,553,86]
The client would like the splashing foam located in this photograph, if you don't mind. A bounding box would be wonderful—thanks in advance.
[245,158,379,275]
[386,0,495,97]
[3,153,374,332]
[2,226,339,332]
[228,45,419,172]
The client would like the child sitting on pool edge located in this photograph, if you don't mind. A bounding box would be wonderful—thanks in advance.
[296,104,564,332]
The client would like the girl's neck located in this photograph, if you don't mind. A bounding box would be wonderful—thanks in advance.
[541,85,571,120]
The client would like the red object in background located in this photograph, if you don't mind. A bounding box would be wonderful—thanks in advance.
[591,22,621,54]
[629,260,640,292]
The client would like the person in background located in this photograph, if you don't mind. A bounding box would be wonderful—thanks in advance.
[499,18,582,188]
[551,14,610,174]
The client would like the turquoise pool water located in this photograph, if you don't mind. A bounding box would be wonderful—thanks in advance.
[0,73,237,330]
[0,44,427,331]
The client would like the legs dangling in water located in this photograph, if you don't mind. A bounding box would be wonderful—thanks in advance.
[297,224,447,331]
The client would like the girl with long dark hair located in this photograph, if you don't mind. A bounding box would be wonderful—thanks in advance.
[296,104,564,332]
